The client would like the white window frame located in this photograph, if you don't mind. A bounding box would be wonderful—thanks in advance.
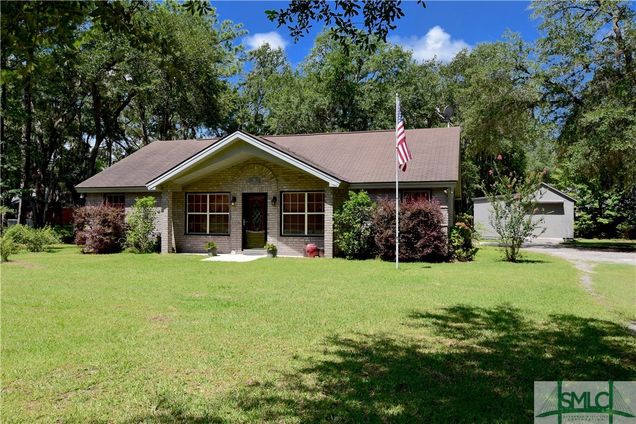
[281,191,325,236]
[186,192,230,235]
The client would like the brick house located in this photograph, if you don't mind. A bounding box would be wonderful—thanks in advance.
[76,128,460,257]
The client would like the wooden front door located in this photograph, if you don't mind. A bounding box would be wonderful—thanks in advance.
[242,193,267,249]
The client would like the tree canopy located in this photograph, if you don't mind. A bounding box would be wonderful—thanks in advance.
[2,0,635,238]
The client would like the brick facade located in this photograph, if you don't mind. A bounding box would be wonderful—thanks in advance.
[169,159,334,256]
[85,162,454,257]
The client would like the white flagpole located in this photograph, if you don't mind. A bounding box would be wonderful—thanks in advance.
[395,93,399,270]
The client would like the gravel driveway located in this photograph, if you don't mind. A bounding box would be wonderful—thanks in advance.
[523,246,636,265]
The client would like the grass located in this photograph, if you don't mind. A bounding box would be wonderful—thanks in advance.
[1,245,635,423]
[592,264,636,321]
[563,238,636,251]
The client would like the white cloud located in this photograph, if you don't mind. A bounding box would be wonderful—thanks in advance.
[391,26,470,62]
[244,32,288,51]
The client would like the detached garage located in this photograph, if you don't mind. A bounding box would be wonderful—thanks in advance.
[473,183,575,240]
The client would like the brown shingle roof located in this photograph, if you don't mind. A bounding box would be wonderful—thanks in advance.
[265,127,460,183]
[76,139,217,189]
[76,127,460,190]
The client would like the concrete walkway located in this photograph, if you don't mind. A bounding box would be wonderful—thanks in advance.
[202,254,266,262]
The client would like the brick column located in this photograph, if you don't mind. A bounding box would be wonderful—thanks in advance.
[324,188,334,258]
[160,190,174,254]
[447,186,455,235]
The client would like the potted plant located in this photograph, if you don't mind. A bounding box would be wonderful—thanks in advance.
[205,241,217,256]
[264,243,277,258]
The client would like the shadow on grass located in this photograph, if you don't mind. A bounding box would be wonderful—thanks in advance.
[503,258,549,264]
[227,305,635,423]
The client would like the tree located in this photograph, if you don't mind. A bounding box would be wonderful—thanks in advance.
[482,164,545,262]
[237,45,292,134]
[263,32,446,134]
[266,0,426,51]
[533,0,636,190]
[445,34,551,207]
[1,1,243,226]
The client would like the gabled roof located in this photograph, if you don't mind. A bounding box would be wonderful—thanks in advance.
[472,183,576,203]
[76,127,461,192]
[146,131,343,189]
[540,183,577,202]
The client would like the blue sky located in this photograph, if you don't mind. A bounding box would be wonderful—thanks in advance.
[213,1,540,65]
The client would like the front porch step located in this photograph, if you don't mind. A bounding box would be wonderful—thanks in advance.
[243,249,267,256]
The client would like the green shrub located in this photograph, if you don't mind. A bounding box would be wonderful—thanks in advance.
[0,236,18,262]
[334,191,376,259]
[450,215,479,262]
[264,243,277,257]
[52,225,74,244]
[4,224,59,252]
[125,196,158,253]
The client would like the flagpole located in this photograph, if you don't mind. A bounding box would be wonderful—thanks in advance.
[395,93,399,270]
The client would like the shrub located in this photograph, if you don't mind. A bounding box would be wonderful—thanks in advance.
[125,196,158,253]
[0,236,18,262]
[449,214,479,262]
[482,166,545,262]
[74,205,126,254]
[4,224,59,252]
[52,225,74,244]
[372,199,447,262]
[334,191,376,259]
[264,243,277,257]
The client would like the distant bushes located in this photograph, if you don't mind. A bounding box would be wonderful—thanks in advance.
[4,224,60,252]
[334,191,451,262]
[74,205,126,254]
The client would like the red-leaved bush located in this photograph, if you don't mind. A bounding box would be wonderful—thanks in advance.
[74,205,126,253]
[372,199,447,262]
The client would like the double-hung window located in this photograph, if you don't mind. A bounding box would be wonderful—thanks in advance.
[401,190,431,202]
[103,194,125,208]
[282,191,324,236]
[186,193,230,234]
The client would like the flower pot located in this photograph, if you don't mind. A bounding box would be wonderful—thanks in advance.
[267,250,277,258]
[207,248,217,256]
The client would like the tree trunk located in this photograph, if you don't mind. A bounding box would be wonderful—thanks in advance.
[18,72,33,224]
[0,50,7,150]
[88,82,103,176]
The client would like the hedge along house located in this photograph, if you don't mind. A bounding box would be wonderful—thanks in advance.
[76,128,461,257]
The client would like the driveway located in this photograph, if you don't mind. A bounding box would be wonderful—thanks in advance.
[523,245,636,265]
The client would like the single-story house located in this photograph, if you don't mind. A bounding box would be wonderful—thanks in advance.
[76,128,461,256]
[473,182,575,240]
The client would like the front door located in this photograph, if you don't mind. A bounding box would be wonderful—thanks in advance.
[242,193,267,249]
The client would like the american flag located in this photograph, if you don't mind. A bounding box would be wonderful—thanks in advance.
[396,97,412,171]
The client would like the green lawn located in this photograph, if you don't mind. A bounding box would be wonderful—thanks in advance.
[2,245,634,423]
[592,264,636,321]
